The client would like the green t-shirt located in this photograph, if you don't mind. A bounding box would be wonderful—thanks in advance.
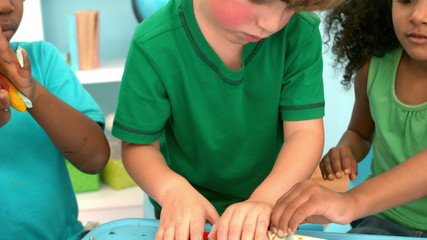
[113,0,324,214]
[367,46,427,231]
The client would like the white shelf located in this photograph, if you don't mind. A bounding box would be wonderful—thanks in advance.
[75,60,125,85]
[76,184,144,225]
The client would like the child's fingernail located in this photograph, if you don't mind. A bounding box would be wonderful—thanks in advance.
[277,230,285,237]
[271,227,278,234]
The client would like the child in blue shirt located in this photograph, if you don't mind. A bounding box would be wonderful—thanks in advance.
[0,0,110,239]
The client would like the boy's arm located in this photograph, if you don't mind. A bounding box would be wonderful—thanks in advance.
[28,79,110,174]
[121,140,220,240]
[251,118,324,204]
[0,89,10,127]
[211,118,324,240]
[121,140,191,205]
[0,31,109,174]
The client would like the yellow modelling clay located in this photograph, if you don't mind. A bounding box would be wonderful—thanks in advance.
[0,46,32,112]
[4,77,26,112]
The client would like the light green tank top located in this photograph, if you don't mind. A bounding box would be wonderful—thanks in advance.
[367,46,427,231]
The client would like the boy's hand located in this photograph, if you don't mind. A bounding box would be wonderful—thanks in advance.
[156,188,219,240]
[208,200,272,240]
[0,26,34,102]
[320,147,358,182]
[0,88,10,127]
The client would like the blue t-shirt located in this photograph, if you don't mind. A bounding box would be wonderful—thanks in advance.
[0,41,105,240]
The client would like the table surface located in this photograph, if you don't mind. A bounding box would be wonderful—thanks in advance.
[82,218,426,240]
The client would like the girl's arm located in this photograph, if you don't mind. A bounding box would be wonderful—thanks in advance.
[270,61,427,232]
[320,61,375,181]
[348,147,427,219]
[337,61,375,161]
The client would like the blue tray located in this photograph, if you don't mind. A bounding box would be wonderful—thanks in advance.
[82,218,211,240]
[82,218,426,240]
[82,218,160,240]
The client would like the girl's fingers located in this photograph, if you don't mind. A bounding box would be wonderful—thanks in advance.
[349,159,359,182]
[321,155,336,180]
[330,149,344,179]
[271,185,305,234]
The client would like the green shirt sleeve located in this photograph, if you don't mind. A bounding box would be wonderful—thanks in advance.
[279,12,325,121]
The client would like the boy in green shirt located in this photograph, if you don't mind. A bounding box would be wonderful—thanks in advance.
[113,0,342,240]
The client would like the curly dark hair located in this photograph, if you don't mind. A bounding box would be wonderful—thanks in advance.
[323,0,400,88]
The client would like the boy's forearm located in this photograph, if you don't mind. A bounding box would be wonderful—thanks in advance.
[122,141,195,206]
[250,123,324,205]
[28,81,110,173]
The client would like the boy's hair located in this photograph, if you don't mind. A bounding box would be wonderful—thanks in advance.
[323,0,399,88]
[285,0,345,12]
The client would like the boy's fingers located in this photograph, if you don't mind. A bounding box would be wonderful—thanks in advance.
[206,205,220,240]
[253,213,269,240]
[189,217,205,240]
[207,224,216,240]
[0,26,9,53]
[0,33,15,64]
[17,48,32,79]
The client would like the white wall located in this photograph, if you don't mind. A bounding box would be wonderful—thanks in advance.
[322,51,355,155]
[12,0,44,42]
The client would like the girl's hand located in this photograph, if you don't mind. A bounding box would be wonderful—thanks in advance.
[270,180,355,234]
[0,88,10,127]
[208,200,272,240]
[156,188,219,240]
[320,146,358,182]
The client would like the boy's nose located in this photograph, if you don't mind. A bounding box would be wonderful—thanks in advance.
[0,1,14,14]
[256,14,285,36]
[256,8,295,37]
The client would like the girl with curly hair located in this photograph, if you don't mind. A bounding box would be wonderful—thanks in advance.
[269,0,427,237]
